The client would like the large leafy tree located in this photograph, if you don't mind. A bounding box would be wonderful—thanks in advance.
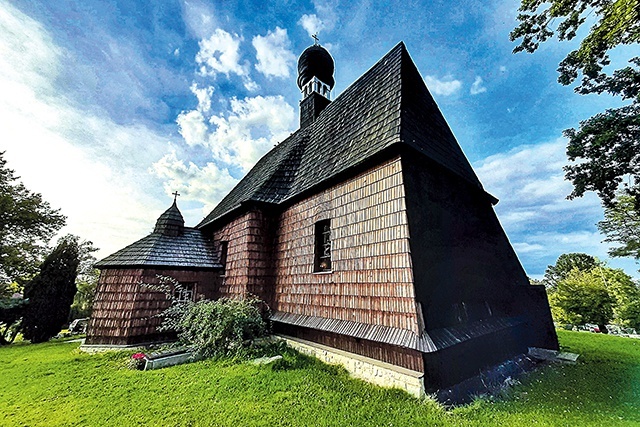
[0,152,66,285]
[543,252,600,288]
[510,1,640,208]
[549,263,640,331]
[550,268,615,332]
[21,236,81,343]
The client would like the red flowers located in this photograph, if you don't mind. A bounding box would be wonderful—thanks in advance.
[131,352,146,360]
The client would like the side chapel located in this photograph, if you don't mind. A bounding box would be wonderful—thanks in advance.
[87,41,558,394]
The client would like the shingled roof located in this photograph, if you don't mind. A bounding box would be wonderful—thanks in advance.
[198,42,485,229]
[96,203,220,269]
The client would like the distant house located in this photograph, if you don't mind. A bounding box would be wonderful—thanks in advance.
[87,42,558,394]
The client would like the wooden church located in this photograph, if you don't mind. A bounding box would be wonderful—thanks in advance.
[87,41,558,394]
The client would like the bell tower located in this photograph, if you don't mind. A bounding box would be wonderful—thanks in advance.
[297,37,335,128]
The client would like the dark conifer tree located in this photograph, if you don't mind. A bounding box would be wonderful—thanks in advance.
[21,237,80,343]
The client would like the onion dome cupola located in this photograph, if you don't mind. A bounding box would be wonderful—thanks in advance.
[297,38,335,128]
[297,43,335,98]
[154,198,185,237]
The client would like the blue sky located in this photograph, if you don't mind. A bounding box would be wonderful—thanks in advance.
[1,0,637,278]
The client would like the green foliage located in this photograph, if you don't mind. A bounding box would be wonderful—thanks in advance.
[548,261,640,330]
[603,267,640,329]
[174,298,268,359]
[511,1,639,92]
[510,1,640,217]
[68,270,99,320]
[21,236,81,343]
[598,194,640,261]
[0,297,27,345]
[543,252,599,288]
[0,152,66,285]
[564,104,640,205]
[1,331,640,426]
[550,268,615,328]
[146,276,269,359]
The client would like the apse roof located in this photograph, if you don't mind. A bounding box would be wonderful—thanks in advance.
[96,201,220,269]
[198,42,486,229]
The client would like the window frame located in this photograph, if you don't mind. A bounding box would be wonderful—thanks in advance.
[314,219,332,272]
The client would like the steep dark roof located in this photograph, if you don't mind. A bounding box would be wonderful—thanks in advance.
[198,42,484,229]
[95,228,220,269]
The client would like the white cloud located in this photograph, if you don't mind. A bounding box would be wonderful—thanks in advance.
[0,2,174,259]
[299,14,325,37]
[161,90,295,209]
[207,95,295,172]
[474,140,603,234]
[154,93,296,215]
[470,76,487,95]
[195,28,258,91]
[512,242,545,254]
[151,151,237,213]
[252,27,296,79]
[190,83,214,112]
[423,75,462,96]
[180,0,218,40]
[298,0,338,37]
[196,29,247,77]
[177,109,208,147]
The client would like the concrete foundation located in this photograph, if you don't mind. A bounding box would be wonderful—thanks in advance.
[278,334,425,398]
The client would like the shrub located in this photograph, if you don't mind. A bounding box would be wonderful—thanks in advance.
[144,276,270,359]
[176,297,269,359]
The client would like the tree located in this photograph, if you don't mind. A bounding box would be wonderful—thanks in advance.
[550,268,615,332]
[549,264,640,331]
[21,236,81,343]
[0,152,66,285]
[598,194,640,262]
[601,266,640,330]
[0,295,27,345]
[69,268,99,320]
[510,1,640,208]
[543,252,599,288]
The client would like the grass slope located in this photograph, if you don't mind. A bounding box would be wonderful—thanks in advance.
[1,331,639,426]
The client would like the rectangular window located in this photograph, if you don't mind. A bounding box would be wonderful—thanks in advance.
[314,220,332,272]
[219,241,228,275]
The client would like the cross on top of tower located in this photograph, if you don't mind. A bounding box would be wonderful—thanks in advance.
[172,191,180,202]
[312,33,319,45]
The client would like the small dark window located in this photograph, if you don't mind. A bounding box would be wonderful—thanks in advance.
[174,282,194,302]
[314,220,332,272]
[219,241,229,275]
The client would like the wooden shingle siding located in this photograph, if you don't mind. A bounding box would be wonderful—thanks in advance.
[86,268,219,345]
[213,210,275,302]
[273,157,419,334]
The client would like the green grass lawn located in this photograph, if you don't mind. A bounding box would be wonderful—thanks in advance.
[1,330,639,426]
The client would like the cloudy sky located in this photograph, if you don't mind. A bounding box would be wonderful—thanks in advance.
[1,0,637,278]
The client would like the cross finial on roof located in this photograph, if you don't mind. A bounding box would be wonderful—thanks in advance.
[172,191,180,202]
[312,34,319,45]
